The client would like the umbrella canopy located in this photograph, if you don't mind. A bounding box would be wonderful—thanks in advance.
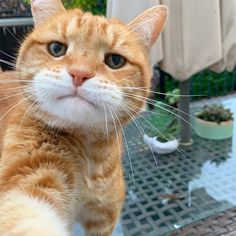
[210,0,236,73]
[107,0,236,81]
[160,0,222,81]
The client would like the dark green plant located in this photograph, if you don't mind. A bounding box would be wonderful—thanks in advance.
[163,69,236,101]
[196,104,233,123]
[146,106,180,142]
[156,118,180,142]
[23,0,106,15]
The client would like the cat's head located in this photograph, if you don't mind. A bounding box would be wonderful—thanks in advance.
[17,0,168,130]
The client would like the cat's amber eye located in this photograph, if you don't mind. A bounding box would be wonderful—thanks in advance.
[105,54,126,69]
[47,42,67,58]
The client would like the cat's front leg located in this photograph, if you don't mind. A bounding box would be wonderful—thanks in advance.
[79,202,123,236]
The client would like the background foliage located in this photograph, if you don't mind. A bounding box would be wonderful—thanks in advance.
[24,0,106,15]
[157,69,236,101]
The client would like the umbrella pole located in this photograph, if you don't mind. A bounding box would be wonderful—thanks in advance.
[179,80,193,146]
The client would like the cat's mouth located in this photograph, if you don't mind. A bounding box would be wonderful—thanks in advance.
[58,93,97,108]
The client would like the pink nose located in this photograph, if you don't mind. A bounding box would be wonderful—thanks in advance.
[69,69,93,87]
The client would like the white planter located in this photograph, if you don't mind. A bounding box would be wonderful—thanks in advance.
[194,117,233,140]
[143,135,179,155]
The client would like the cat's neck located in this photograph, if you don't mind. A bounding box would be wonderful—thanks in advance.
[3,104,121,162]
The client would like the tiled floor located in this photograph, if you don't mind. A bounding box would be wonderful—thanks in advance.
[120,96,236,236]
[73,96,236,236]
[170,207,236,236]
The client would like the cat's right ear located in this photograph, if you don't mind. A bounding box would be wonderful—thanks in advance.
[128,6,168,51]
[31,0,66,26]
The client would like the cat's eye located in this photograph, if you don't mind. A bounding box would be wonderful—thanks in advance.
[105,54,126,69]
[47,42,67,58]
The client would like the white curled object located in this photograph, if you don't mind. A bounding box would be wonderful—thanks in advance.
[143,135,179,155]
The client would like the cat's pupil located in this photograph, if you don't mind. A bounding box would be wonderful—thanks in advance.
[111,55,122,66]
[53,44,63,53]
[105,54,126,69]
[48,42,67,57]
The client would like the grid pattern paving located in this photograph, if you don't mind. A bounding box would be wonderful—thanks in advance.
[170,207,236,236]
[120,110,235,236]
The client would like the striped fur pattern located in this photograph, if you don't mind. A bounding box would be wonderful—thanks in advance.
[0,1,168,235]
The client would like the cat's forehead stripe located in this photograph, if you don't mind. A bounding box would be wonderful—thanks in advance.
[84,17,95,42]
[66,16,78,36]
[58,13,124,50]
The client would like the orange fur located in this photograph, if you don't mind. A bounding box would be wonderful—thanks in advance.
[0,1,168,235]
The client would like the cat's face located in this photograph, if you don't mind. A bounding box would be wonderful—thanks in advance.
[17,0,168,129]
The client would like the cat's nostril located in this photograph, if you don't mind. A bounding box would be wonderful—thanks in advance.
[69,69,93,87]
[82,76,88,81]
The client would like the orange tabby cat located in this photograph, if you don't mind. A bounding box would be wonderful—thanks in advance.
[0,0,168,235]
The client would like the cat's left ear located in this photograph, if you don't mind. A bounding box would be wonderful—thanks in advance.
[128,5,168,51]
[31,0,66,26]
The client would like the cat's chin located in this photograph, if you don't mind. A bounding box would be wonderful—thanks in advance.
[57,93,97,110]
[33,109,105,131]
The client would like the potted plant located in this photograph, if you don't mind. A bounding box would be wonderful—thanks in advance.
[194,104,233,140]
[143,117,180,155]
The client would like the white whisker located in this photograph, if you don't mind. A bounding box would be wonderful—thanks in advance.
[120,86,203,97]
[0,94,34,122]
[102,104,109,141]
[109,105,136,188]
[121,102,158,167]
[123,93,200,135]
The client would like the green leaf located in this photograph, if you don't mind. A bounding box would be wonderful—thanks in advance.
[23,0,106,15]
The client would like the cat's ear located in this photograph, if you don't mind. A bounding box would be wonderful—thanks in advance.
[31,0,66,26]
[128,5,168,51]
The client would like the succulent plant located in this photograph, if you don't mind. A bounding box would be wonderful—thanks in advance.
[196,104,233,124]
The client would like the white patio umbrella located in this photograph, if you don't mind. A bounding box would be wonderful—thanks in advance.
[107,0,236,144]
[210,0,236,73]
[160,0,222,81]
